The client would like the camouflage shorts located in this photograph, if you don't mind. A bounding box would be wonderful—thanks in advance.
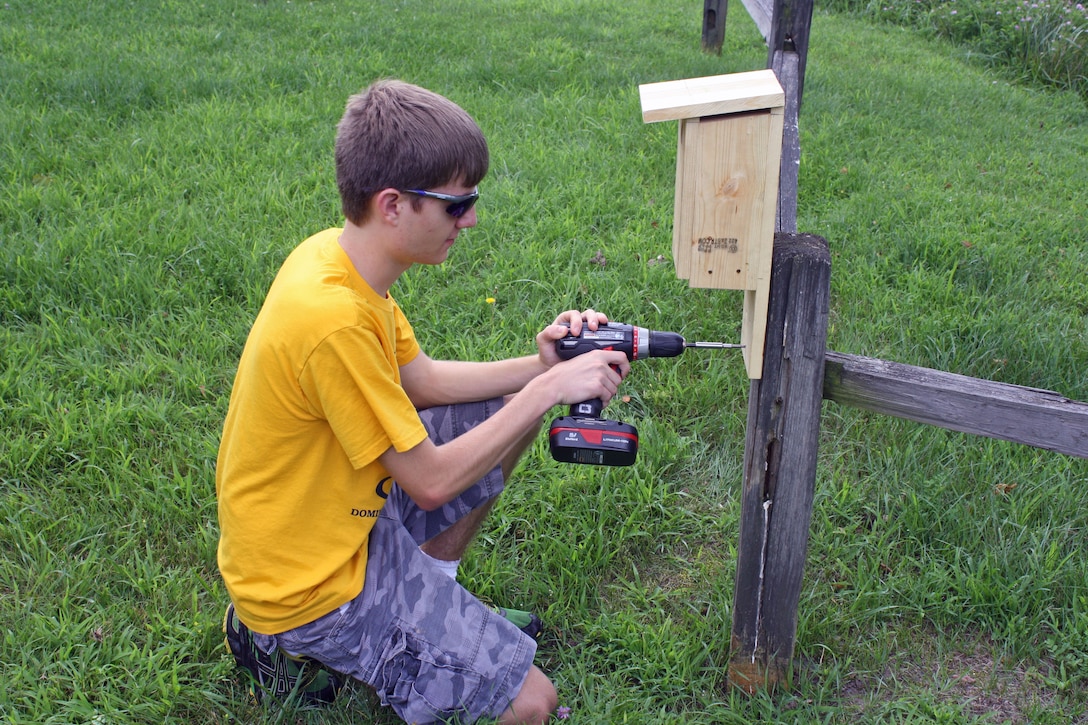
[257,398,536,723]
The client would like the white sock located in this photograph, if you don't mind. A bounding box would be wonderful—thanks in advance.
[420,549,460,580]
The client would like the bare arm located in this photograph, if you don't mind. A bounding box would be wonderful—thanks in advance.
[399,353,548,409]
[399,308,611,408]
[385,308,628,510]
[380,348,628,510]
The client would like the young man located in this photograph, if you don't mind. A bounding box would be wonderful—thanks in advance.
[216,79,630,725]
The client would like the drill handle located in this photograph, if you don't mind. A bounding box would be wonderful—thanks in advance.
[569,398,604,418]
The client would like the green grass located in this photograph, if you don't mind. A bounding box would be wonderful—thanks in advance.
[823,0,1088,99]
[1,0,1087,723]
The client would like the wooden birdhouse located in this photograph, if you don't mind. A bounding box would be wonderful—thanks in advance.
[639,70,785,379]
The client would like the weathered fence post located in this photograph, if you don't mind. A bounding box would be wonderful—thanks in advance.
[767,0,814,110]
[702,0,729,55]
[728,232,831,692]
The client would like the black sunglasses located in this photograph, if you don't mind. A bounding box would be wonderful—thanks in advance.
[402,188,479,218]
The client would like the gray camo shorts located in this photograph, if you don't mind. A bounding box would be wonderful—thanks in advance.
[252,397,537,724]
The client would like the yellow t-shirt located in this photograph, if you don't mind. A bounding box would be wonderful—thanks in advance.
[216,228,427,634]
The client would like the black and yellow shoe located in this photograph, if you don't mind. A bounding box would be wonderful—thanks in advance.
[495,607,544,641]
[223,603,343,705]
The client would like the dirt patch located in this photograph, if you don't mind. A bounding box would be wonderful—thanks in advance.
[839,629,1085,723]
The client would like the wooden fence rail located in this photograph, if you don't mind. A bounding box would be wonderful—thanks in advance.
[823,352,1088,459]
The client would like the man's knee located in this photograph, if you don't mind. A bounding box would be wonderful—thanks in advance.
[499,666,557,725]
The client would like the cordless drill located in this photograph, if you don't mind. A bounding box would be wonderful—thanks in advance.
[548,322,741,466]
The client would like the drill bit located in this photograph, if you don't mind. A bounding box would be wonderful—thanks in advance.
[684,341,745,350]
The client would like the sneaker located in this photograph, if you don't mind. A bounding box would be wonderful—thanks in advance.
[495,607,544,641]
[223,603,343,705]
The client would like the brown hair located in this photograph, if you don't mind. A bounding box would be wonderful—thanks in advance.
[335,80,489,224]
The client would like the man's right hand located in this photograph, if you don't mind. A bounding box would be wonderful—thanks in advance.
[538,348,629,407]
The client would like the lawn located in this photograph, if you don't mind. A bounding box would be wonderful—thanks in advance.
[1,0,1086,723]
